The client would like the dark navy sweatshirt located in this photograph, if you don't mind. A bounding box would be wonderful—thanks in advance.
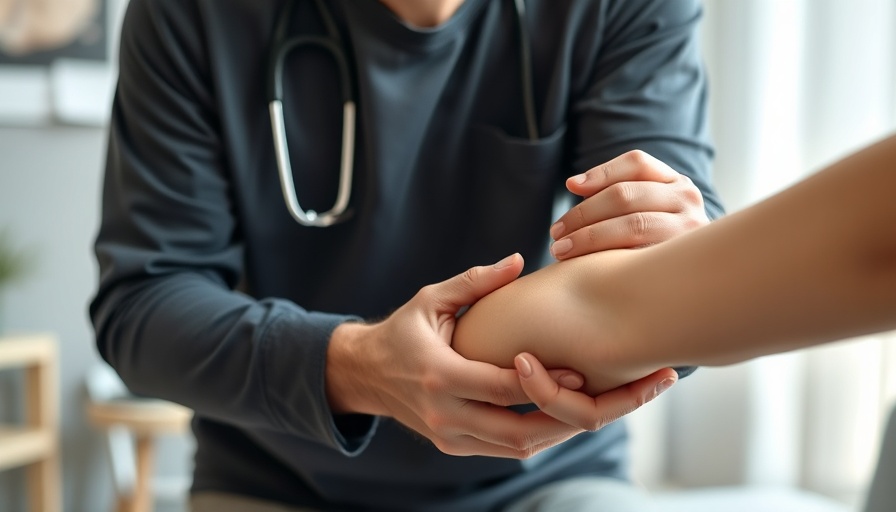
[91,0,722,509]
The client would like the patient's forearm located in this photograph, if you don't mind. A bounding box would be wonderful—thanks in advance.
[618,134,896,367]
[453,134,896,391]
[452,251,656,395]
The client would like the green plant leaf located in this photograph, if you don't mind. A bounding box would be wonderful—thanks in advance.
[0,228,35,290]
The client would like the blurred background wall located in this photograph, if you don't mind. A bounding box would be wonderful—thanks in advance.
[0,1,191,511]
[630,0,896,506]
[0,0,894,511]
[0,125,193,512]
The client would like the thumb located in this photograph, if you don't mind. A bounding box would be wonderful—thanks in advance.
[516,352,678,431]
[433,253,524,311]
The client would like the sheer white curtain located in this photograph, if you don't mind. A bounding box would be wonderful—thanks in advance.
[630,0,896,505]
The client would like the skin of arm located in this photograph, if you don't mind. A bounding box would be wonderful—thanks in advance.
[454,134,896,395]
[326,254,676,455]
[324,254,592,459]
[453,250,657,396]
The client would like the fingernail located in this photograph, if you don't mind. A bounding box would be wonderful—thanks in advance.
[550,238,573,259]
[570,173,588,185]
[653,378,676,399]
[515,355,533,378]
[558,372,584,390]
[494,254,517,269]
[549,221,565,240]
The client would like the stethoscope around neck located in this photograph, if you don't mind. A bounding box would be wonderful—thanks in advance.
[267,0,538,228]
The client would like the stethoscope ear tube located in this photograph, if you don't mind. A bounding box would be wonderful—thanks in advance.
[267,0,295,103]
[268,36,354,105]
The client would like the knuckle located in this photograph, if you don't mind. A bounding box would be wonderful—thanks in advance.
[461,267,479,288]
[679,180,704,205]
[587,224,600,245]
[584,421,603,432]
[487,383,519,407]
[431,438,457,456]
[628,212,651,240]
[684,213,708,230]
[416,284,437,303]
[634,394,648,410]
[610,182,636,206]
[585,398,645,431]
[625,149,651,168]
[501,438,539,460]
[583,414,612,432]
[517,445,540,460]
[530,385,564,412]
[626,393,647,413]
[571,202,586,226]
[421,409,449,434]
[600,161,613,183]
[420,371,448,395]
[506,432,535,453]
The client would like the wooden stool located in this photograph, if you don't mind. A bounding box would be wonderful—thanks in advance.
[0,333,61,512]
[85,366,192,512]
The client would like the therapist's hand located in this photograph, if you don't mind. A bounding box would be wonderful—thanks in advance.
[326,254,589,459]
[549,150,709,260]
[514,353,679,431]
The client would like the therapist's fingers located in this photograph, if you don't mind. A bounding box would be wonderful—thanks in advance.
[549,211,698,260]
[426,253,525,313]
[515,353,678,431]
[375,391,548,458]
[558,180,703,235]
[399,357,586,458]
[450,401,585,456]
[564,149,679,199]
[549,150,708,254]
[440,356,583,408]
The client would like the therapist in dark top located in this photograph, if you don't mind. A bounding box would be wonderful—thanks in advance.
[90,0,724,510]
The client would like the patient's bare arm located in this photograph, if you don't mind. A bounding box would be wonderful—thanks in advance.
[452,250,660,396]
[456,134,896,403]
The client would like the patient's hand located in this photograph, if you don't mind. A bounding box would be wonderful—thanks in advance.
[452,250,660,395]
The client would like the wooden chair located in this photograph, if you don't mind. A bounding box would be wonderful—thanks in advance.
[0,332,61,512]
[85,364,192,512]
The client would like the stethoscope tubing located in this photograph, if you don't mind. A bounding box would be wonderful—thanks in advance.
[268,0,356,227]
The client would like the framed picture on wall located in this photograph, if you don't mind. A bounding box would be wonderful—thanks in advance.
[0,0,108,64]
[0,0,121,126]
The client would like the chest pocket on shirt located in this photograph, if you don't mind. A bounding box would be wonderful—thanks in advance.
[460,123,568,264]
